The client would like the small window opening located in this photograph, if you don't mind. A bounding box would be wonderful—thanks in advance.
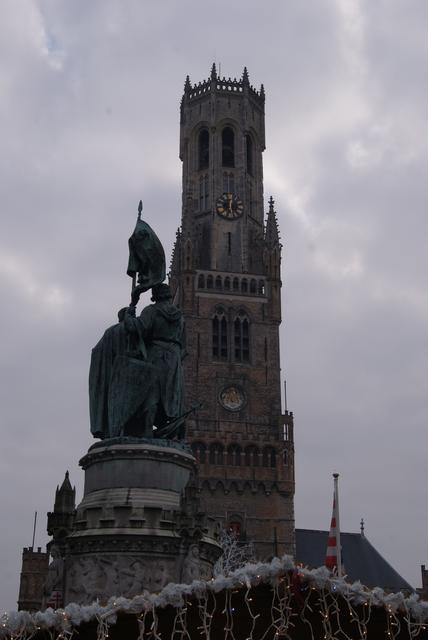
[223,172,235,193]
[198,129,209,170]
[246,135,253,175]
[222,127,235,167]
[234,314,250,362]
[212,310,228,360]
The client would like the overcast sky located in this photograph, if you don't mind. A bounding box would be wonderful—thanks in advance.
[1,0,427,611]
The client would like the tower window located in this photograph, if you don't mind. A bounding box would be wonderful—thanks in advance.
[209,443,224,465]
[198,274,205,289]
[245,446,259,467]
[199,174,209,211]
[263,447,276,468]
[222,127,235,167]
[234,313,250,362]
[233,277,239,292]
[212,309,228,360]
[228,520,242,538]
[198,128,209,170]
[223,172,235,193]
[227,444,242,466]
[191,442,206,463]
[246,135,253,175]
[248,181,253,215]
[224,276,231,290]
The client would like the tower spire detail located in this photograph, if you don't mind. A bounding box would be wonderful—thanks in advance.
[242,66,249,85]
[265,196,280,247]
[210,62,217,80]
[54,470,75,512]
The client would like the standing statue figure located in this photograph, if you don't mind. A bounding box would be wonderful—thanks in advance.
[108,283,185,438]
[89,205,185,440]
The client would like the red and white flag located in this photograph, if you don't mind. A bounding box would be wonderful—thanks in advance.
[325,473,342,576]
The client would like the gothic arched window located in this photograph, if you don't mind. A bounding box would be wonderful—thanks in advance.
[233,277,239,292]
[222,127,235,167]
[246,134,253,175]
[215,276,222,290]
[245,445,259,467]
[224,277,231,290]
[234,312,250,362]
[198,128,209,170]
[199,174,209,211]
[248,181,253,216]
[209,443,224,465]
[262,447,276,468]
[191,442,206,463]
[198,274,205,289]
[250,279,257,294]
[228,518,242,538]
[223,172,235,193]
[227,444,242,466]
[212,308,228,360]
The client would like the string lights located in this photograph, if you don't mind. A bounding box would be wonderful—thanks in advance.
[1,556,427,639]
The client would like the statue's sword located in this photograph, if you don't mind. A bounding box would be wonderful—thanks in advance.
[154,403,203,439]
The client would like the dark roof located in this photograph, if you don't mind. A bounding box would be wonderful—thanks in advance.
[295,528,413,593]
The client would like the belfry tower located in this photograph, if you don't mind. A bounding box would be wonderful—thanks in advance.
[170,65,295,558]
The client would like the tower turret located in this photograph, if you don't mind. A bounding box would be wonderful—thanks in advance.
[47,471,76,555]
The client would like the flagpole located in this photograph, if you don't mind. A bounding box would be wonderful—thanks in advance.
[31,511,37,549]
[333,473,342,577]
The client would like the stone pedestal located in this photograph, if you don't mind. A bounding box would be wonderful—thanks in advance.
[64,438,221,605]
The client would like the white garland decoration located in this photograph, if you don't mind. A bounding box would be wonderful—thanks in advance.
[1,556,427,639]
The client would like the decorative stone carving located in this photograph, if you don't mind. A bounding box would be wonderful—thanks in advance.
[181,544,201,583]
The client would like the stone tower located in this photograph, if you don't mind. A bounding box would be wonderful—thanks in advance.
[170,65,295,559]
[17,547,49,611]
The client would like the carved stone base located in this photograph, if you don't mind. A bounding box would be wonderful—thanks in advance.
[64,439,221,605]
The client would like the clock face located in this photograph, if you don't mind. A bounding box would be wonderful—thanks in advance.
[219,385,245,412]
[216,193,244,219]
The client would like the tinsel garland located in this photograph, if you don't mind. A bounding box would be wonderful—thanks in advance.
[1,556,427,639]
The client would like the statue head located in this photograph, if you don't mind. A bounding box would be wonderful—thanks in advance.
[49,544,60,560]
[151,283,172,302]
[117,307,128,322]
